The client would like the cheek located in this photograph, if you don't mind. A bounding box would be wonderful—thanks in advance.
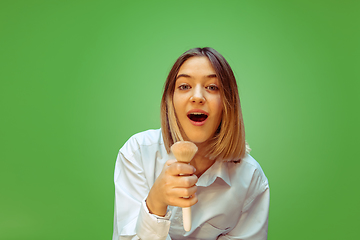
[214,97,224,125]
[172,93,183,115]
[173,94,179,112]
[215,96,223,115]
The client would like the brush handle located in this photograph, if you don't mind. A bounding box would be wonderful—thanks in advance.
[179,171,192,231]
[182,207,191,231]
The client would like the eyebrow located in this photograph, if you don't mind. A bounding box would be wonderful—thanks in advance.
[176,73,217,80]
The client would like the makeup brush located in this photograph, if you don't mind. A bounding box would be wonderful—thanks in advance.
[171,141,198,232]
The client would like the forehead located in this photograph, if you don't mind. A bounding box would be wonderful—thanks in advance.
[177,56,216,76]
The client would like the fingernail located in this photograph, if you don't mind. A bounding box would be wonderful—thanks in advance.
[193,167,196,173]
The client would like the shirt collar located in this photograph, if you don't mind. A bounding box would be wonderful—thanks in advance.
[196,160,231,187]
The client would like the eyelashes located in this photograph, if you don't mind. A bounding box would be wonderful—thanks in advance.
[178,83,191,90]
[206,84,219,91]
[177,83,219,91]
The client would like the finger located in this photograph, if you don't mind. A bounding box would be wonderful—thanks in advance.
[167,162,196,176]
[173,194,198,208]
[173,174,198,188]
[165,159,177,167]
[182,185,198,198]
[171,185,197,199]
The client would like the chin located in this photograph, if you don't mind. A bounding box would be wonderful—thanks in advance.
[184,133,211,144]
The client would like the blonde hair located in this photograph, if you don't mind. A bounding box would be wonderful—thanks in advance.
[161,47,248,161]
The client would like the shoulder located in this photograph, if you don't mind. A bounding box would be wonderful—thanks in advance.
[120,129,164,159]
[227,154,269,209]
[228,154,267,181]
[241,154,267,176]
[242,154,268,188]
[127,129,163,146]
[242,154,268,187]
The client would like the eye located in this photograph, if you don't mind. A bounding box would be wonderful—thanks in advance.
[178,83,191,90]
[206,84,219,91]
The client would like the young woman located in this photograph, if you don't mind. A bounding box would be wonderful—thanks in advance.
[112,47,269,240]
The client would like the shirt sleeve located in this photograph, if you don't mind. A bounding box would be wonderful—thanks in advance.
[112,142,172,240]
[219,187,270,240]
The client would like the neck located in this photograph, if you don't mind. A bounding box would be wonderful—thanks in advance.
[190,142,215,178]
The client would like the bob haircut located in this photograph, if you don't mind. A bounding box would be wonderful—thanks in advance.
[161,47,247,161]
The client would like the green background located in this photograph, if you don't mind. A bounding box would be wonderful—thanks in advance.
[1,0,359,239]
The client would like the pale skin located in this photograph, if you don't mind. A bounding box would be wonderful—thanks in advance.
[146,57,223,216]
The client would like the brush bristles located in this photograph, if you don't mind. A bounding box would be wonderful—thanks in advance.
[171,141,198,163]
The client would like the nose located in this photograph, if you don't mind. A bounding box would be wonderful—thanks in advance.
[190,85,205,104]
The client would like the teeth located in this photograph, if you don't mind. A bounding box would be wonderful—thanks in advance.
[191,112,205,115]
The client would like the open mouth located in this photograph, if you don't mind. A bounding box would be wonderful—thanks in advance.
[187,113,208,122]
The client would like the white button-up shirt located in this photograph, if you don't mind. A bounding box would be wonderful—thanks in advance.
[113,129,269,240]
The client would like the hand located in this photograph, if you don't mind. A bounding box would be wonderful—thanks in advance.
[146,159,198,216]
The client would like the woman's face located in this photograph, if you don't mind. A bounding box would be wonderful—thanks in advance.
[173,56,223,144]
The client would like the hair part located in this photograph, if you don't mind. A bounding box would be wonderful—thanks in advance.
[161,47,247,161]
